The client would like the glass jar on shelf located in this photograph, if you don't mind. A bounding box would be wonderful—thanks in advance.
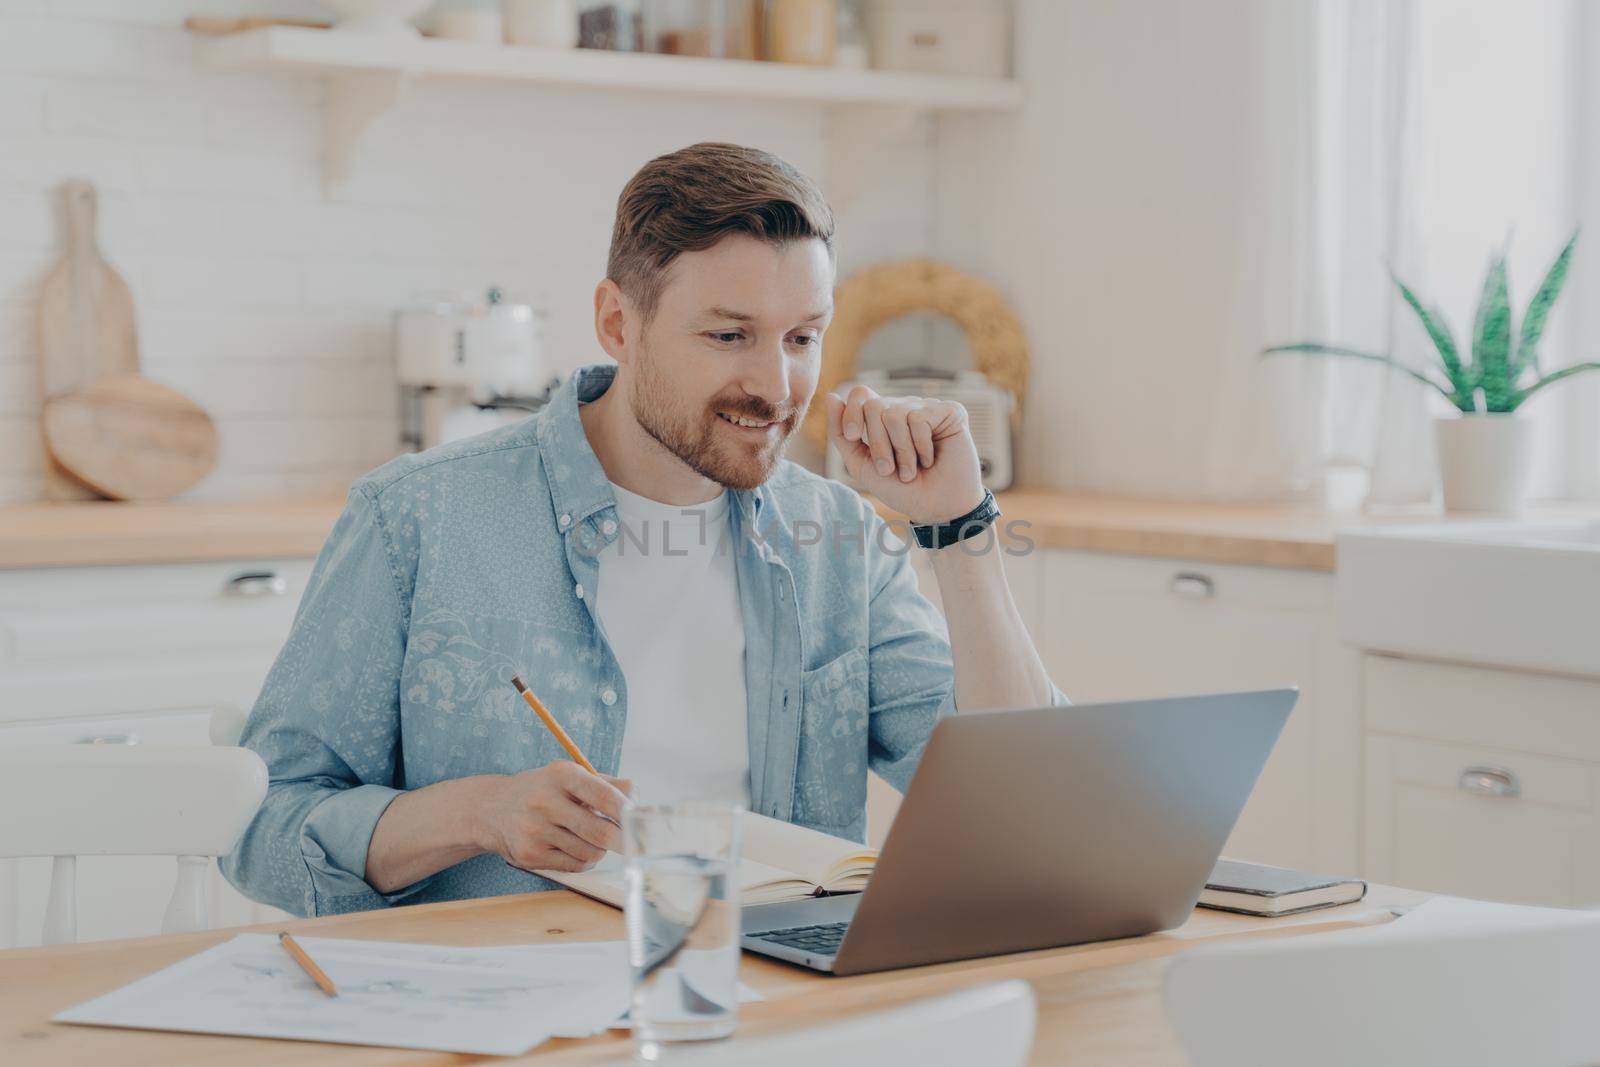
[765,0,835,66]
[833,0,867,69]
[642,0,760,59]
[577,0,643,49]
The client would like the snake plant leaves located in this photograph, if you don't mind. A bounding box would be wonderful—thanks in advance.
[1393,274,1472,408]
[1471,251,1514,412]
[1515,230,1578,378]
[1263,230,1586,416]
[1261,343,1458,402]
[1517,361,1600,406]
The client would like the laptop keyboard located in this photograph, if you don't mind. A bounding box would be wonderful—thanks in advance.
[750,920,850,956]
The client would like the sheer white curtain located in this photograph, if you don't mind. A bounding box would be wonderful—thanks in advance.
[1207,0,1592,505]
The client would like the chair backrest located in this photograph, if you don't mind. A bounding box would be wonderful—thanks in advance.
[603,979,1035,1067]
[1166,896,1600,1067]
[0,745,267,945]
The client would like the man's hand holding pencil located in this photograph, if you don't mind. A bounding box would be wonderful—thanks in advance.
[479,675,634,874]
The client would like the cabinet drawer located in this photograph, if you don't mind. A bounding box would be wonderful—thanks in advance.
[0,559,310,667]
[0,559,314,608]
[1364,655,1600,763]
[1043,550,1333,613]
[1364,734,1600,906]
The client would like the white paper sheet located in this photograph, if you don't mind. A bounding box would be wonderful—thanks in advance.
[54,934,634,1056]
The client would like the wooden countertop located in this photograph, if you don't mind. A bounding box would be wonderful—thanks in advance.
[6,487,1587,572]
[982,489,1371,571]
[0,497,348,570]
[0,885,1421,1066]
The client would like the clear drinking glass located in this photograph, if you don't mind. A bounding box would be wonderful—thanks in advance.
[624,802,743,1059]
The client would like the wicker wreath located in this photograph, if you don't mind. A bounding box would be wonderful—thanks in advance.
[803,258,1029,453]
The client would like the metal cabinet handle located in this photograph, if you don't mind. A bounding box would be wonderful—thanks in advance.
[1458,765,1520,798]
[224,571,287,598]
[76,732,140,746]
[1169,572,1216,599]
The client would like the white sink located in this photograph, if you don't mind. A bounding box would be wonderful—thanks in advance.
[1337,519,1600,678]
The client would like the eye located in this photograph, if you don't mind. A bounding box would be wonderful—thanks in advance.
[707,331,744,345]
[788,333,819,347]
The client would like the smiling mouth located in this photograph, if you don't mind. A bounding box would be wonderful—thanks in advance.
[717,411,781,431]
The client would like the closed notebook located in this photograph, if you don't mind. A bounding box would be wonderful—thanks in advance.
[537,812,877,908]
[1199,859,1367,916]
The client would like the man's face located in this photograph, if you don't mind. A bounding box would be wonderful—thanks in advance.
[627,233,833,490]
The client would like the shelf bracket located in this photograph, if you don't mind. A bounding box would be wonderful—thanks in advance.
[323,69,410,195]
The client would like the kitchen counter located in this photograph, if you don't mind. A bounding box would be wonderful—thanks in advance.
[982,489,1371,571]
[0,497,347,569]
[5,488,1593,572]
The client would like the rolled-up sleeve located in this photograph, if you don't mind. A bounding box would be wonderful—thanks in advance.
[220,486,420,917]
[862,506,1068,794]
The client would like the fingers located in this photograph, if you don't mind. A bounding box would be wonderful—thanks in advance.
[521,836,600,873]
[842,385,871,443]
[881,406,919,482]
[547,826,606,869]
[603,774,634,800]
[907,408,935,469]
[827,392,871,482]
[558,762,630,823]
[860,395,895,478]
[833,386,950,484]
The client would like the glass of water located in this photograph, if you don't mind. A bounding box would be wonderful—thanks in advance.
[624,802,743,1059]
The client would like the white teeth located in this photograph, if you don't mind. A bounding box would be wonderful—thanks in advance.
[720,412,774,429]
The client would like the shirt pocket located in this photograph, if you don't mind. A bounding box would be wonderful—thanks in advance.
[793,646,870,832]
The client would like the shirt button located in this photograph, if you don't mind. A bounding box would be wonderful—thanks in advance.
[601,518,617,536]
[574,583,585,599]
[600,689,617,706]
[558,513,572,529]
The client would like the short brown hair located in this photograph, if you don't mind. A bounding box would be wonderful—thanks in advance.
[607,142,835,320]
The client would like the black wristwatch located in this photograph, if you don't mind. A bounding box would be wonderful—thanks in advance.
[911,489,1001,550]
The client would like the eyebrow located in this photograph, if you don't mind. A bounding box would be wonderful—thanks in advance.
[702,306,833,323]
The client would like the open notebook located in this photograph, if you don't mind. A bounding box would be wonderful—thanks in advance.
[536,812,877,908]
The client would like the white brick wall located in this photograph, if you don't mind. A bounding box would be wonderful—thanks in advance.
[0,1,936,505]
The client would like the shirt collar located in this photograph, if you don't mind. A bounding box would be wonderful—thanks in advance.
[537,363,767,531]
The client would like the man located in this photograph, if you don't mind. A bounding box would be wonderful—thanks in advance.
[222,142,1063,917]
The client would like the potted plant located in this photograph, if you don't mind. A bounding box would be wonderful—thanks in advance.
[1264,232,1599,513]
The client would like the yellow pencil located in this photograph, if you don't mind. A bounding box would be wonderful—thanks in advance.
[510,674,600,776]
[279,931,339,998]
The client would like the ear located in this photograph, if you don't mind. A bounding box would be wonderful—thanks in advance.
[593,279,632,365]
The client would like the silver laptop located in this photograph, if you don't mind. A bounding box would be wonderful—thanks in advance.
[741,688,1297,976]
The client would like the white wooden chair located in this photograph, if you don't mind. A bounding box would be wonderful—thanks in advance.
[1166,897,1600,1067]
[606,979,1036,1067]
[0,745,267,945]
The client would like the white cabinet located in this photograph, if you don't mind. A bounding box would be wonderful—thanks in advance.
[0,559,308,947]
[1031,550,1359,873]
[1362,655,1600,906]
[889,546,1360,872]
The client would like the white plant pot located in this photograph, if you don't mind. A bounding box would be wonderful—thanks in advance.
[1434,414,1532,514]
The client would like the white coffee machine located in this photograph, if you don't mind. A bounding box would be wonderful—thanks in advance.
[395,287,559,451]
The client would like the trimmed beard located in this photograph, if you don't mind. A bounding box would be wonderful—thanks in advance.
[629,350,805,491]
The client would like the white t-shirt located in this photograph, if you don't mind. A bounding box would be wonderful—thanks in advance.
[597,483,751,807]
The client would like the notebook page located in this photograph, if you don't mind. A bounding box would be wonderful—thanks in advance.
[539,852,819,908]
[740,812,878,890]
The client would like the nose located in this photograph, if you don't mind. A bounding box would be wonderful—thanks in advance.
[741,346,792,410]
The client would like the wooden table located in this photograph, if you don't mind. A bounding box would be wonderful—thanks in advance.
[0,886,1423,1066]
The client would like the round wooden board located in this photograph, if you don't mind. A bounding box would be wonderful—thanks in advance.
[42,374,219,500]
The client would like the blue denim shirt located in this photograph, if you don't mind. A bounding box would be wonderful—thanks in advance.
[222,364,1061,917]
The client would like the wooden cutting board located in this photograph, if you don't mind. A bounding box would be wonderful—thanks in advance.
[36,180,142,500]
[42,375,219,501]
[36,180,219,500]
